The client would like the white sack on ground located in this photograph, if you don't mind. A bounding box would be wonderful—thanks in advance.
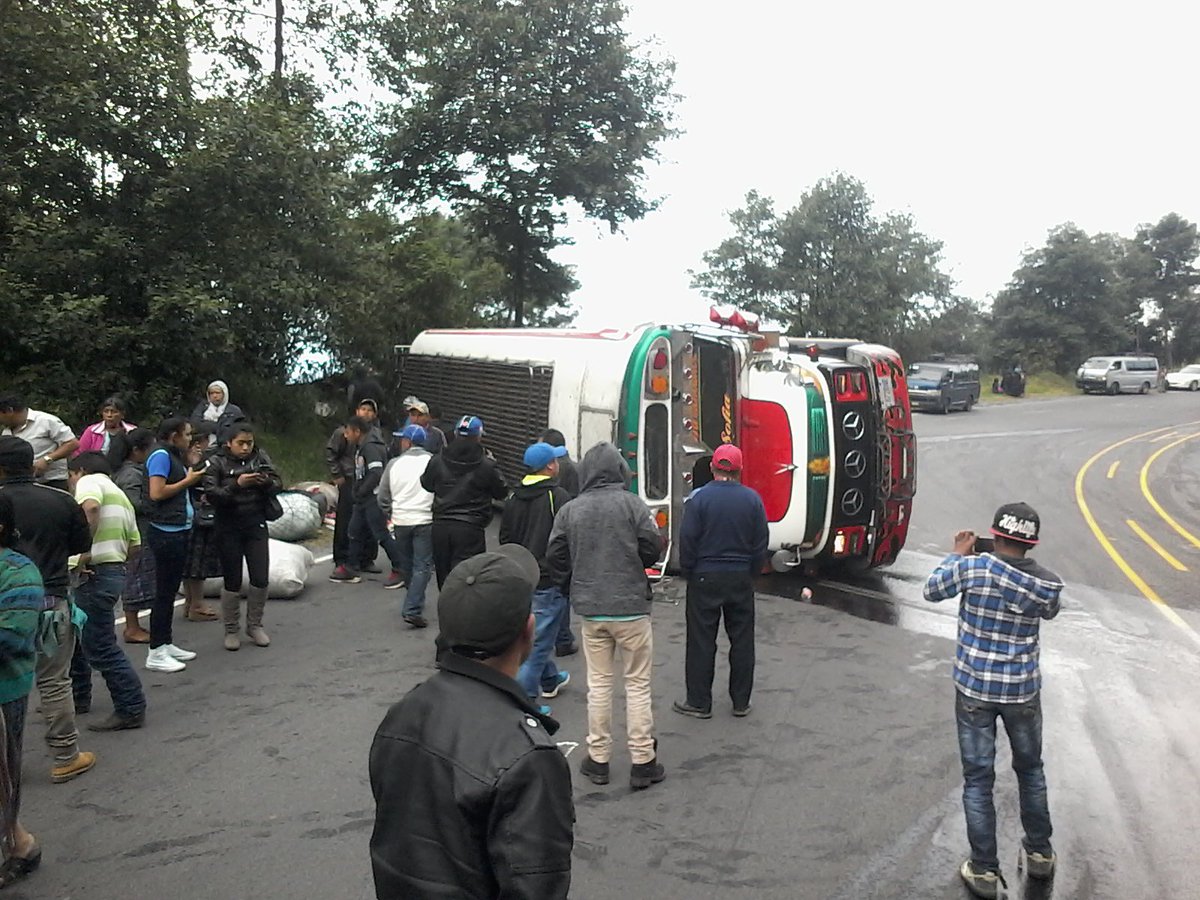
[267,490,323,541]
[203,539,315,599]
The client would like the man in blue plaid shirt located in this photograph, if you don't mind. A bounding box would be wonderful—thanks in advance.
[924,502,1063,898]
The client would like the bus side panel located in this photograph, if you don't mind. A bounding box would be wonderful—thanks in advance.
[400,354,553,486]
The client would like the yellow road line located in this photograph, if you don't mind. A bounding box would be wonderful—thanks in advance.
[1106,460,1120,479]
[1140,432,1200,552]
[1150,431,1181,442]
[1074,423,1200,644]
[1127,519,1189,571]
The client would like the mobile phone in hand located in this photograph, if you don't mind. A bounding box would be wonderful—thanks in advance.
[973,536,995,554]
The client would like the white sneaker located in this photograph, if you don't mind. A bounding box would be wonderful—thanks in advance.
[162,643,197,661]
[146,647,186,673]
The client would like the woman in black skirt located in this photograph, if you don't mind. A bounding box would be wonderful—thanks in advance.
[112,428,157,643]
[180,425,222,623]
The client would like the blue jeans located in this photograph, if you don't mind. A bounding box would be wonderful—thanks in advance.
[555,599,577,652]
[71,563,147,717]
[956,690,1053,872]
[516,587,568,701]
[348,502,402,573]
[392,523,433,617]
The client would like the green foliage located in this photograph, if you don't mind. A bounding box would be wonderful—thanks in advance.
[991,225,1138,374]
[1121,213,1200,367]
[893,298,991,367]
[692,175,952,347]
[368,0,677,325]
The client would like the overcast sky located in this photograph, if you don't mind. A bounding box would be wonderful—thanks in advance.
[559,0,1200,330]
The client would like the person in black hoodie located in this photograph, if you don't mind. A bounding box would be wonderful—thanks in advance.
[499,442,571,712]
[330,417,405,586]
[420,416,508,588]
[203,424,283,651]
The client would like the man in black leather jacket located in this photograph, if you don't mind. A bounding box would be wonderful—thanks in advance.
[369,545,574,899]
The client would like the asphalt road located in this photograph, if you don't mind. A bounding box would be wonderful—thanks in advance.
[15,390,1200,900]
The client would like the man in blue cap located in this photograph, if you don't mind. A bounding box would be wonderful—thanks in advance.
[419,416,508,587]
[500,442,572,713]
[378,425,434,626]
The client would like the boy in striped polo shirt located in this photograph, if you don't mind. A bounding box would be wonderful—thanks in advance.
[924,502,1064,898]
[68,453,147,731]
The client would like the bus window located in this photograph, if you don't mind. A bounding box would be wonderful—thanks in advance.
[644,403,670,501]
[697,339,736,449]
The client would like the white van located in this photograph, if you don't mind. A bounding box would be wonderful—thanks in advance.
[1076,356,1160,394]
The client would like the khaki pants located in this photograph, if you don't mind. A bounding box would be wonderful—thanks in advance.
[36,597,80,765]
[581,617,655,765]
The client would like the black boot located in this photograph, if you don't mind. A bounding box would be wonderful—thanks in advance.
[630,738,665,790]
[579,755,610,785]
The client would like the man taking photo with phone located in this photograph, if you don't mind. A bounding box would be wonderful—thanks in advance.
[923,502,1064,899]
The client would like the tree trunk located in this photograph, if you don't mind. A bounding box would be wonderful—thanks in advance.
[274,0,285,88]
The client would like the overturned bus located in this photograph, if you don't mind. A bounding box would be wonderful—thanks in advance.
[397,312,915,574]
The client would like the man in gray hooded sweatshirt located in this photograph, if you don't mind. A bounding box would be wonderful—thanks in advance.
[546,442,665,790]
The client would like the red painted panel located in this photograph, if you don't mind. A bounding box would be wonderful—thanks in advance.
[739,399,792,522]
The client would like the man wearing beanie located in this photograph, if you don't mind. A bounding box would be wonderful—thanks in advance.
[924,502,1064,898]
[368,546,574,899]
[672,444,769,720]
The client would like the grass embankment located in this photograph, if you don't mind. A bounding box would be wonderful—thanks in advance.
[258,417,333,486]
[980,372,1076,403]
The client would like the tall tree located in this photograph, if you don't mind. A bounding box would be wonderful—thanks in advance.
[991,224,1137,374]
[693,175,952,344]
[1122,213,1200,367]
[369,0,677,325]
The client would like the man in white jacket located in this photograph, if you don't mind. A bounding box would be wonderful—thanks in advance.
[377,426,435,627]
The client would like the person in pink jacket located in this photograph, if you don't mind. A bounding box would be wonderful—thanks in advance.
[74,397,136,464]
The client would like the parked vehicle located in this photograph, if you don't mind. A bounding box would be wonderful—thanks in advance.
[905,362,981,413]
[397,311,916,573]
[1076,356,1160,395]
[1165,364,1200,392]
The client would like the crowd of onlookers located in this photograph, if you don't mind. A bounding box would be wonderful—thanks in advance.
[0,382,281,890]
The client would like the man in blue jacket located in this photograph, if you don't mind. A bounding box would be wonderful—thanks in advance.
[673,444,769,720]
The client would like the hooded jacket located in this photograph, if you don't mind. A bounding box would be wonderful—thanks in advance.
[545,443,663,617]
[351,430,390,504]
[419,439,507,528]
[202,446,284,525]
[369,652,574,900]
[499,475,571,589]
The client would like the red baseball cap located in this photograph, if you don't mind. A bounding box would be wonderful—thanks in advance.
[711,444,743,473]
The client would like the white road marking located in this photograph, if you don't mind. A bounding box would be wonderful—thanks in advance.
[556,741,579,757]
[919,428,1081,444]
[1150,431,1180,442]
